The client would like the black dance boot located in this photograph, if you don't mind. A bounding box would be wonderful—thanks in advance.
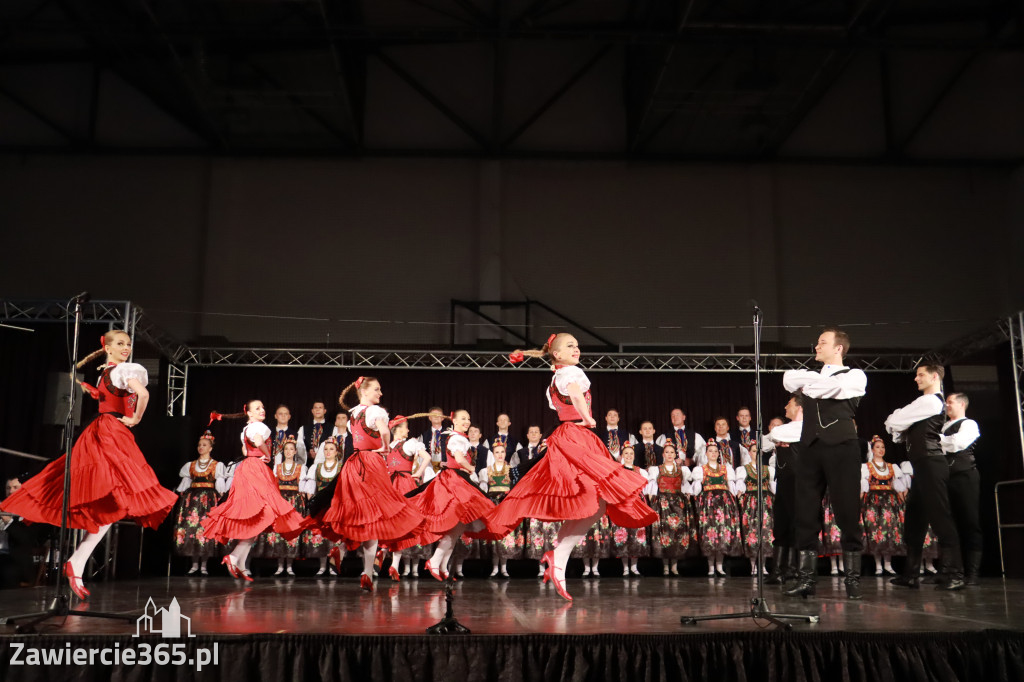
[964,550,982,586]
[935,555,966,591]
[765,547,788,585]
[890,546,921,589]
[783,550,817,599]
[843,551,863,600]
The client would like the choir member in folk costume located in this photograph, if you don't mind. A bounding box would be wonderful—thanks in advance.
[635,422,664,469]
[296,401,330,467]
[730,407,756,452]
[735,441,775,575]
[311,377,426,592]
[1,331,177,600]
[405,409,503,580]
[311,411,354,465]
[594,408,633,461]
[300,437,342,575]
[709,417,750,470]
[419,408,449,474]
[489,334,657,602]
[202,401,305,582]
[382,415,432,580]
[649,441,694,576]
[254,435,307,576]
[481,443,520,577]
[607,444,651,576]
[691,440,743,577]
[269,405,298,461]
[485,413,524,468]
[173,430,229,575]
[860,436,907,576]
[656,408,707,468]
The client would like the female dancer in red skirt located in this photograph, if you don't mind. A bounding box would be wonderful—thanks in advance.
[0,330,177,600]
[201,400,305,581]
[490,333,658,601]
[317,377,426,592]
[382,415,431,581]
[406,408,501,581]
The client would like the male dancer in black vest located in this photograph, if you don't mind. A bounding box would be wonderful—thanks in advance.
[782,327,867,599]
[762,395,804,585]
[884,365,965,590]
[941,392,982,584]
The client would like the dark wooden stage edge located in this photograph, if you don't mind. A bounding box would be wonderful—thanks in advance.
[2,578,1024,682]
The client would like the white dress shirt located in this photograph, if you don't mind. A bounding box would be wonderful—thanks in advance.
[884,394,944,443]
[940,418,980,454]
[783,364,867,400]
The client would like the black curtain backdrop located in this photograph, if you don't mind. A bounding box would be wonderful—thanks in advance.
[2,631,1023,682]
[187,365,920,450]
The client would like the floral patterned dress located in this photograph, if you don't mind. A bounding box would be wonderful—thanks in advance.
[254,460,307,558]
[173,458,225,558]
[651,464,692,559]
[486,463,524,560]
[605,466,650,558]
[301,459,340,558]
[695,464,742,556]
[738,464,774,559]
[819,494,843,556]
[860,461,906,555]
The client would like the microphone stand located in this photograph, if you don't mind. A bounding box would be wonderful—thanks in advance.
[681,303,818,630]
[426,532,470,634]
[1,294,137,633]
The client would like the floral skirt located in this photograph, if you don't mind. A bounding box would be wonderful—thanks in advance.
[582,516,613,559]
[253,489,307,559]
[606,523,650,558]
[739,492,774,559]
[696,490,742,556]
[922,526,939,560]
[524,519,560,560]
[651,492,694,560]
[819,494,842,556]
[173,488,221,558]
[861,490,905,556]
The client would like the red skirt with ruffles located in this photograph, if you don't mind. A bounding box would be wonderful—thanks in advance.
[201,457,304,543]
[390,472,418,497]
[405,468,501,545]
[313,451,425,551]
[488,422,658,534]
[0,414,176,533]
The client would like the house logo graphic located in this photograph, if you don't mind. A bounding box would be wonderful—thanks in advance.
[133,598,196,638]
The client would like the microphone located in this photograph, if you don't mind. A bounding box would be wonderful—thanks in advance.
[748,299,761,314]
[71,291,91,304]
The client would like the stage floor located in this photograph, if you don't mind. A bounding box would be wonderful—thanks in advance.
[3,575,1022,635]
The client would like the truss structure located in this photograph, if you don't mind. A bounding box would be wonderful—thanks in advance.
[1008,312,1024,471]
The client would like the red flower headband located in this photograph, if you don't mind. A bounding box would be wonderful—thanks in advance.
[199,430,216,443]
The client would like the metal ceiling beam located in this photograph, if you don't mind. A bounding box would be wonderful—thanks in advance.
[373,48,489,150]
[317,0,365,149]
[0,83,81,144]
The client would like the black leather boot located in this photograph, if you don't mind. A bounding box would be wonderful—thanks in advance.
[843,551,863,600]
[935,556,966,591]
[964,550,982,586]
[765,546,788,585]
[783,550,817,599]
[890,546,921,589]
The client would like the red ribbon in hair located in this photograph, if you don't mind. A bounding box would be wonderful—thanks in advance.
[79,381,99,400]
[546,333,557,347]
[99,335,106,348]
[355,376,364,388]
[508,350,525,364]
[208,411,224,427]
[388,415,408,429]
[449,411,456,421]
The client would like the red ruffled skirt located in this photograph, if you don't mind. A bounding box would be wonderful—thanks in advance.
[488,422,658,534]
[314,451,425,551]
[201,457,304,543]
[0,414,176,533]
[390,471,418,497]
[405,468,501,545]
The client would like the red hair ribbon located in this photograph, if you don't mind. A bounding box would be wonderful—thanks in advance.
[508,350,525,364]
[449,411,456,421]
[79,381,99,400]
[208,411,224,427]
[100,335,107,348]
[546,333,557,347]
[355,376,364,389]
[388,415,408,429]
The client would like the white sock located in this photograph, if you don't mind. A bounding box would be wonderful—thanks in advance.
[838,555,845,572]
[716,553,725,572]
[277,559,284,570]
[319,557,327,571]
[500,559,507,573]
[392,551,403,569]
[361,540,377,577]
[830,556,838,570]
[68,524,112,576]
[553,502,605,575]
[750,558,757,572]
[230,539,254,568]
[621,556,629,570]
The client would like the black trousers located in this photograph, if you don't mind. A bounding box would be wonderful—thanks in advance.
[948,467,983,552]
[795,439,863,552]
[905,455,963,571]
[772,449,798,547]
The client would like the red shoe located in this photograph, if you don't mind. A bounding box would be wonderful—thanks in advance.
[64,561,90,600]
[221,555,242,579]
[542,554,572,602]
[374,549,386,572]
[360,573,374,592]
[388,566,401,582]
[424,559,445,582]
[329,546,343,574]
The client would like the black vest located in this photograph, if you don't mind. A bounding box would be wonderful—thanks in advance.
[301,421,329,455]
[799,368,861,447]
[270,426,298,456]
[663,426,696,462]
[943,418,978,472]
[774,441,801,477]
[904,393,945,461]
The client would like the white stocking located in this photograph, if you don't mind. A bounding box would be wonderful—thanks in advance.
[361,540,377,577]
[230,539,254,568]
[68,524,112,575]
[553,502,606,573]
